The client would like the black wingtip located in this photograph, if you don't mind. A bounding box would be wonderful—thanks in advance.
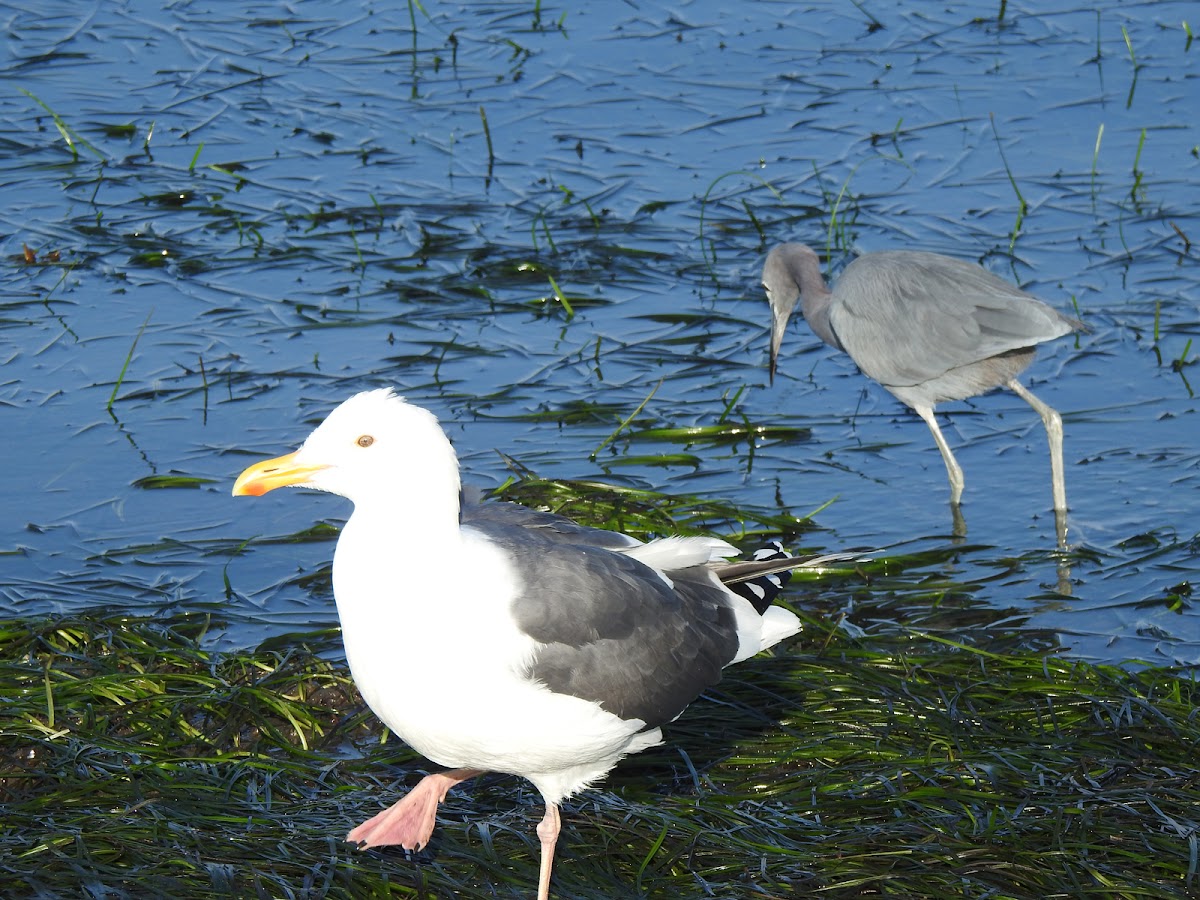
[724,540,792,613]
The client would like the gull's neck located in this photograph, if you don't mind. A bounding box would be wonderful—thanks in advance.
[332,430,465,619]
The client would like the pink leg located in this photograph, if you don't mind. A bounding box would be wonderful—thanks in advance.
[346,768,483,850]
[535,804,561,900]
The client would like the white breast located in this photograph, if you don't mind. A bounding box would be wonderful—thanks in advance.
[330,518,655,796]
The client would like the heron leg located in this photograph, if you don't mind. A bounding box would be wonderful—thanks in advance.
[535,803,561,900]
[1006,378,1067,514]
[346,768,483,850]
[914,405,965,506]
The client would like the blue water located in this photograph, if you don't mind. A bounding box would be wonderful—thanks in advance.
[2,1,1197,664]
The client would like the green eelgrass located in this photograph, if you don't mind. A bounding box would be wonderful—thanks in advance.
[2,605,1198,899]
[989,113,1027,252]
[479,105,495,184]
[1091,122,1105,206]
[107,312,153,413]
[590,379,661,460]
[489,472,823,541]
[0,462,1192,899]
[1122,24,1142,108]
[813,154,913,261]
[18,87,106,162]
[1130,127,1148,203]
[545,273,574,320]
[697,170,783,279]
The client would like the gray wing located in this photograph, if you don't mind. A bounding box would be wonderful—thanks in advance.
[829,251,1080,389]
[465,508,738,727]
[463,497,640,551]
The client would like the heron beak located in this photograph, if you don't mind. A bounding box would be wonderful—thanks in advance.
[232,450,327,496]
[768,313,789,385]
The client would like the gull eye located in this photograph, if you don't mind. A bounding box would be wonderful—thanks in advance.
[356,435,375,448]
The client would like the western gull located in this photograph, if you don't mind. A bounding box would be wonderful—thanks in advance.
[232,388,838,899]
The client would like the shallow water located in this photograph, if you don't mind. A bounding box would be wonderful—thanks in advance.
[2,1,1197,664]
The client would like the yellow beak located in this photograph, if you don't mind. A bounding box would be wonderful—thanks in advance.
[232,450,327,497]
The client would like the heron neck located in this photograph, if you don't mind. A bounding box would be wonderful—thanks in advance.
[797,266,841,350]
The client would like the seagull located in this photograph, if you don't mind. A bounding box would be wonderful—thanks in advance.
[232,388,845,900]
[764,242,1084,514]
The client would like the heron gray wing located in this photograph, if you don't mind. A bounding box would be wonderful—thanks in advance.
[830,251,1078,388]
[466,511,738,727]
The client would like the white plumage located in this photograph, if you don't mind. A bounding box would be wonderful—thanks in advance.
[232,388,834,899]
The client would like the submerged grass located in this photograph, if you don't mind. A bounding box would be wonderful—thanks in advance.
[18,87,106,162]
[489,473,820,542]
[989,112,1027,250]
[3,602,1198,898]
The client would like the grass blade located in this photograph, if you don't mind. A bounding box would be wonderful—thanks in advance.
[546,274,574,319]
[989,112,1027,250]
[108,312,152,412]
[590,379,662,461]
[19,87,105,161]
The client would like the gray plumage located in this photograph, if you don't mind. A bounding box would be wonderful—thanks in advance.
[462,496,641,551]
[764,242,1084,512]
[464,501,801,725]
